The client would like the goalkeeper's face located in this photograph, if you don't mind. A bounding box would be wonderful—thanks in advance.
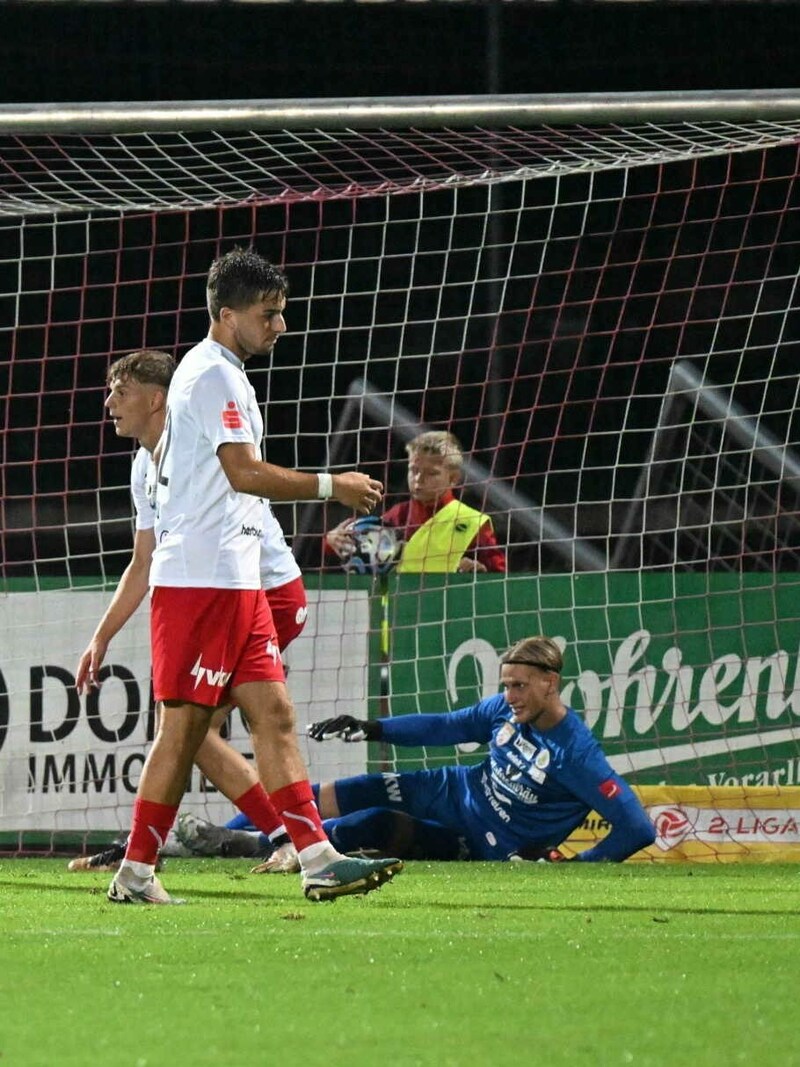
[501,663,559,726]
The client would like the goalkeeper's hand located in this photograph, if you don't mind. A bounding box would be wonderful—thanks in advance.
[510,846,574,863]
[307,715,382,742]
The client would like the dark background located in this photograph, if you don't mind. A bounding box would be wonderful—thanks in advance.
[1,0,799,104]
[2,0,799,581]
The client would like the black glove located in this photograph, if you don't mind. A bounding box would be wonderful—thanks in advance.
[307,715,382,742]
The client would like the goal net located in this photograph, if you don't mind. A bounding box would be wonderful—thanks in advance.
[2,93,799,859]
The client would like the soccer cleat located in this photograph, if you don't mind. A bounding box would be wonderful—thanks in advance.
[250,841,301,875]
[302,855,403,902]
[68,839,164,872]
[107,869,184,905]
[175,812,261,857]
[68,839,126,872]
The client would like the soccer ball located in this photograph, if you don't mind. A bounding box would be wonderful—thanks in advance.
[341,516,401,576]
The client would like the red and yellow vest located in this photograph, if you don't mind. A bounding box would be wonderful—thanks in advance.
[396,499,492,573]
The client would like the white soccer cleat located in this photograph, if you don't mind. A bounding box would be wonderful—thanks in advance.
[250,841,301,875]
[107,869,185,905]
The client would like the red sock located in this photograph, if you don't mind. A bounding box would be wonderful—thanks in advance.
[269,780,327,852]
[125,798,178,865]
[233,783,283,838]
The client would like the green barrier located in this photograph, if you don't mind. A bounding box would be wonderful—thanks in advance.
[371,571,800,786]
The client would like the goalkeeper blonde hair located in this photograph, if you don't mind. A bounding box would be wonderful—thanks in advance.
[501,637,564,675]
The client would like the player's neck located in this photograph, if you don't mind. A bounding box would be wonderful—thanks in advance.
[529,701,567,732]
[140,415,166,455]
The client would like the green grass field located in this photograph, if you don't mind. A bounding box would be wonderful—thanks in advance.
[1,859,798,1067]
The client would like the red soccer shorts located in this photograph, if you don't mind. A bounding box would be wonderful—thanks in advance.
[266,575,308,651]
[151,586,285,705]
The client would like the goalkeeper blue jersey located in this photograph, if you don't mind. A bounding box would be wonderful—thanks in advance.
[375,696,655,861]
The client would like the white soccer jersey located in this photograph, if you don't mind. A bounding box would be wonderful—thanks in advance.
[150,338,264,590]
[130,446,156,531]
[260,503,302,591]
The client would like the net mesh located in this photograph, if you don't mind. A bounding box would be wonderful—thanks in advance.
[1,113,799,848]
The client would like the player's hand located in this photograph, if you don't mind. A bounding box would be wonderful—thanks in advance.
[75,639,108,696]
[325,519,357,559]
[457,557,487,573]
[331,473,383,515]
[307,715,380,742]
[511,846,573,863]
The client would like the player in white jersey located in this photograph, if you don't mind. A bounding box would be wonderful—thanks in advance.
[73,349,304,873]
[108,248,401,905]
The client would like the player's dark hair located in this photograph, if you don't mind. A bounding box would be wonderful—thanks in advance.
[206,246,289,321]
[501,636,564,674]
[106,349,175,388]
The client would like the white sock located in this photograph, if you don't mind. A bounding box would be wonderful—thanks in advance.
[298,841,342,874]
[120,859,155,885]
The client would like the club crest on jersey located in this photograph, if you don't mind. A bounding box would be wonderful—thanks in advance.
[221,400,243,429]
[534,747,551,770]
[496,722,515,746]
[190,654,232,691]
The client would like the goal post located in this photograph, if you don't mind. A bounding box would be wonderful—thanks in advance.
[1,91,799,860]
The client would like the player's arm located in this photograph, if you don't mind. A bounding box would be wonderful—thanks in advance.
[563,759,656,862]
[75,527,155,695]
[217,442,382,515]
[308,700,498,747]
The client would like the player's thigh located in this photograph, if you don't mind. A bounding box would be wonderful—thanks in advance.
[333,768,451,822]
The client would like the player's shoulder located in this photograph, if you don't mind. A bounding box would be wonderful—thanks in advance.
[174,339,240,387]
[381,499,410,525]
[475,692,509,719]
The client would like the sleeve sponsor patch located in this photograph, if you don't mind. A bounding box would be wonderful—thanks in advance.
[599,777,621,799]
[222,400,243,429]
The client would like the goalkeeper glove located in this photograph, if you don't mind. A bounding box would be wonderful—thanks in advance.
[307,715,382,742]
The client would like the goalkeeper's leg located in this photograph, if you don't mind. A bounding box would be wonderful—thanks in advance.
[324,808,467,861]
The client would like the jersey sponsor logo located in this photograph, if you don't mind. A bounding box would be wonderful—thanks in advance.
[513,734,535,760]
[599,777,621,799]
[221,400,243,429]
[189,654,232,691]
[240,524,264,538]
[496,722,515,746]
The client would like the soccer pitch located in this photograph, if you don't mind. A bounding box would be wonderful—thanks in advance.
[1,860,797,1067]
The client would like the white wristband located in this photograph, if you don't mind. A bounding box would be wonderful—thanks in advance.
[317,472,333,500]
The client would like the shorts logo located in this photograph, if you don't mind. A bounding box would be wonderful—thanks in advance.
[222,401,243,429]
[190,654,232,691]
[266,639,280,665]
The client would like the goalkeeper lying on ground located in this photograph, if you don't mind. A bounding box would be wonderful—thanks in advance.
[174,635,656,868]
